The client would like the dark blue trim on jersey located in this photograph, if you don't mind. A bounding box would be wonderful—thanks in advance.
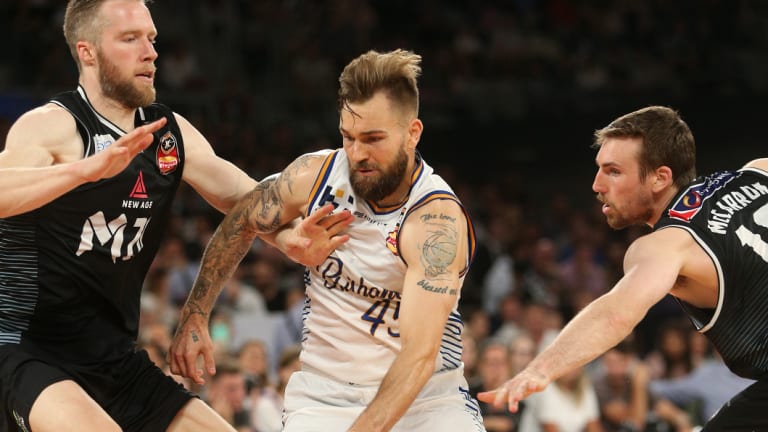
[307,151,339,216]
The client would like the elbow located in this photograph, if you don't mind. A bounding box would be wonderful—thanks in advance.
[403,343,439,376]
[606,309,641,335]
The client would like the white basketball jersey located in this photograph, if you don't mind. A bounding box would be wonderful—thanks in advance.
[299,149,476,386]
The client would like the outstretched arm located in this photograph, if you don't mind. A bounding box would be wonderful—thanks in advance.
[478,230,684,412]
[348,199,469,432]
[179,116,352,265]
[0,105,164,218]
[169,153,327,383]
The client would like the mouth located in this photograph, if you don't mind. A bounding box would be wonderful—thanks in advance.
[136,69,155,83]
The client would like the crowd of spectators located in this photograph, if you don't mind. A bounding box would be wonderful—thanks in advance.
[2,0,768,430]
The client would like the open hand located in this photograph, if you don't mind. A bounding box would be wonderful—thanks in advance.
[477,369,549,412]
[81,117,166,182]
[283,203,353,266]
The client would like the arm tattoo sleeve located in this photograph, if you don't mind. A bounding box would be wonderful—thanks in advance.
[182,176,285,320]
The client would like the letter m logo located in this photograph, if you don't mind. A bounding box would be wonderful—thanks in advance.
[76,211,150,263]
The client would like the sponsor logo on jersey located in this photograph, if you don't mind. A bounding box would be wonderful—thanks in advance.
[668,171,738,222]
[93,133,114,153]
[77,211,151,262]
[130,171,149,199]
[156,131,179,174]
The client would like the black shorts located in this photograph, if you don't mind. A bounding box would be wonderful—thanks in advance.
[0,345,195,432]
[703,379,768,431]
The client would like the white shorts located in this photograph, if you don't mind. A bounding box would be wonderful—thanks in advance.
[283,366,485,431]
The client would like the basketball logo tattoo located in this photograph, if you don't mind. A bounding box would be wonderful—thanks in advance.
[419,213,458,279]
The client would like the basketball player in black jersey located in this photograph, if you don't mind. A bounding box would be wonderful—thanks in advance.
[0,1,352,431]
[479,106,768,430]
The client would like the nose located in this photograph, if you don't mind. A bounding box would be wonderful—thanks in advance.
[345,140,368,163]
[143,39,158,62]
[592,170,604,193]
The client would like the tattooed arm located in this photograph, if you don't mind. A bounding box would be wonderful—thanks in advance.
[348,198,470,432]
[168,152,328,383]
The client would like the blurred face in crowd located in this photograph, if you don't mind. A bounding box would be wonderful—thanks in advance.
[509,335,535,375]
[239,341,268,377]
[479,344,510,388]
[92,0,158,108]
[211,372,247,411]
[340,91,421,204]
[592,137,655,229]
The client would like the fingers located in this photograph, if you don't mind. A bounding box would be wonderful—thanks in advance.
[186,350,205,385]
[305,204,354,232]
[203,347,216,377]
[476,390,495,403]
[140,117,167,134]
[304,203,335,224]
[169,346,186,377]
[324,210,354,234]
[329,234,351,248]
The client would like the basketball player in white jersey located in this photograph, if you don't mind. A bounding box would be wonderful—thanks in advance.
[170,49,486,431]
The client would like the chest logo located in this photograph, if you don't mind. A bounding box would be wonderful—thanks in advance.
[157,131,179,175]
[93,134,114,153]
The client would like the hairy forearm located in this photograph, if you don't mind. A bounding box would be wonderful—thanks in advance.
[527,291,641,381]
[0,164,87,218]
[348,351,436,432]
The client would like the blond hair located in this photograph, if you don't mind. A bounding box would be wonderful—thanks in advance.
[338,49,421,119]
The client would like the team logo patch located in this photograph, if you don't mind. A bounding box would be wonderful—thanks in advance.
[156,131,179,174]
[386,229,399,255]
[385,207,408,256]
[668,171,738,221]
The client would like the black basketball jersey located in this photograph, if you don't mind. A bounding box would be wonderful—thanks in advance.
[0,86,184,365]
[655,167,768,379]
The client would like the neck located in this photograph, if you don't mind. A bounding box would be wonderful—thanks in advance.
[373,183,411,208]
[647,185,681,227]
[79,76,137,132]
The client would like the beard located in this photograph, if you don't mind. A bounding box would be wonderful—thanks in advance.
[601,194,654,229]
[97,49,155,109]
[350,145,409,203]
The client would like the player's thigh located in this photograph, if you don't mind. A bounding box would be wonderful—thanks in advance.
[166,398,237,432]
[283,406,357,432]
[30,380,121,432]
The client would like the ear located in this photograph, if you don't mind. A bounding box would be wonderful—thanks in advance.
[652,166,674,192]
[407,118,423,150]
[77,41,97,67]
